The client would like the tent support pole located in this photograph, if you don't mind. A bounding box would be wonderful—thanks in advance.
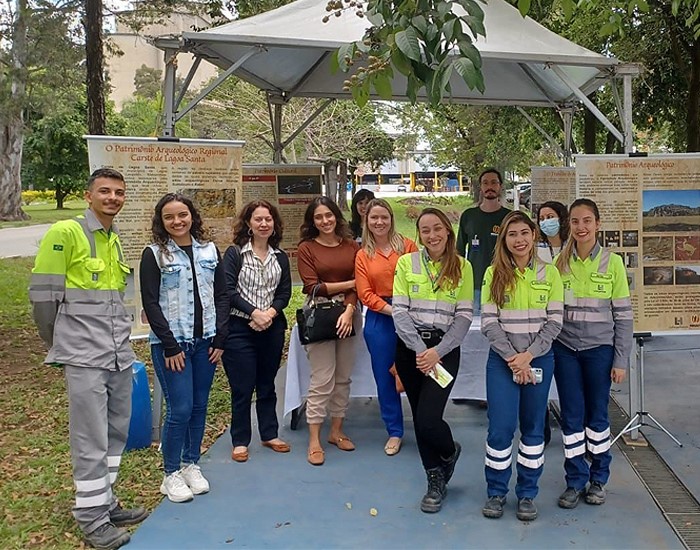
[516,106,564,159]
[162,48,178,138]
[623,73,634,152]
[561,107,574,167]
[271,102,283,164]
[282,98,335,149]
[551,65,624,144]
[174,57,202,111]
[174,46,262,123]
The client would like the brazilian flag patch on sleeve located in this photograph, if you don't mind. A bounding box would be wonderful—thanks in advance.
[53,244,63,251]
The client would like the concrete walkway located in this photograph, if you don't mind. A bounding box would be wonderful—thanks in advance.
[129,396,685,549]
[0,224,50,258]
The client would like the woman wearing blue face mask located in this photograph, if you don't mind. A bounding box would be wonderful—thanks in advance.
[537,202,569,264]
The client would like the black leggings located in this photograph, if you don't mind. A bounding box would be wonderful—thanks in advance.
[394,336,460,470]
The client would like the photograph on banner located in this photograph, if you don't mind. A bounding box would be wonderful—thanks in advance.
[241,164,322,283]
[86,135,244,335]
[575,154,700,332]
[530,166,576,214]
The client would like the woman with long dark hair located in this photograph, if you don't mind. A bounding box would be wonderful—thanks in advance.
[392,207,474,513]
[349,189,375,240]
[222,200,292,463]
[554,199,632,509]
[480,211,563,522]
[355,198,418,455]
[297,196,360,466]
[140,193,228,503]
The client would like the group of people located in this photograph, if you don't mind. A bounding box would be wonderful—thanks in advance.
[29,166,632,549]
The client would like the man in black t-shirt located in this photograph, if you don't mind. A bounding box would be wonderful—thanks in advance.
[456,168,511,314]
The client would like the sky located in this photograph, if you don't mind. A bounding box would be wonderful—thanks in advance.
[643,189,700,210]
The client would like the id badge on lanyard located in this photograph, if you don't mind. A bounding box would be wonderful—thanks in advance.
[422,254,445,293]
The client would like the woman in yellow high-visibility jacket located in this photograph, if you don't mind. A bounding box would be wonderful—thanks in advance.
[553,198,633,510]
[481,211,563,522]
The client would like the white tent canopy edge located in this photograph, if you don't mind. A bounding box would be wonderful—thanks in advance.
[153,0,642,163]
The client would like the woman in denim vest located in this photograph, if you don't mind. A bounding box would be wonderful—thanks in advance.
[140,193,229,503]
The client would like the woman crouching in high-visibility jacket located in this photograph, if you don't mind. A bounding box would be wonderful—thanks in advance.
[553,198,633,510]
[481,211,563,522]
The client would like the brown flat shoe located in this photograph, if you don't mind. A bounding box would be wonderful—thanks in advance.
[328,435,355,451]
[231,447,249,462]
[307,448,325,466]
[384,437,402,456]
[262,440,291,453]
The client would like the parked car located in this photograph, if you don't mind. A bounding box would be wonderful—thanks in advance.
[397,184,407,192]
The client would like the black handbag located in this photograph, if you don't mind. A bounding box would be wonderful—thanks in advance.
[296,286,355,345]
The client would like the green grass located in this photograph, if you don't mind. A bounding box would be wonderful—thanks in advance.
[0,200,85,229]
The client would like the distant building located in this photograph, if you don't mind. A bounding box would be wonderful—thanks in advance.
[105,9,218,110]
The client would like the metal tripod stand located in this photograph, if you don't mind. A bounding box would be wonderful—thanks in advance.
[612,334,683,447]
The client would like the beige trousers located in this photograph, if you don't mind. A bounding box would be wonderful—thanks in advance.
[304,313,359,423]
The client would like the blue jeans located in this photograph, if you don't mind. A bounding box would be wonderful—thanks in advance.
[364,309,403,438]
[152,338,217,475]
[485,349,554,499]
[553,341,614,490]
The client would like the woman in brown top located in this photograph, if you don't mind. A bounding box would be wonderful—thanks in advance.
[297,196,360,466]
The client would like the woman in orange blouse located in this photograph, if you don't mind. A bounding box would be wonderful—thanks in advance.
[355,198,418,455]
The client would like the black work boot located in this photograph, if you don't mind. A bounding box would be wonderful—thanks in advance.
[110,503,149,527]
[420,467,446,513]
[442,441,462,485]
[482,495,507,519]
[83,522,130,550]
[516,497,538,521]
[558,487,585,509]
[585,481,606,505]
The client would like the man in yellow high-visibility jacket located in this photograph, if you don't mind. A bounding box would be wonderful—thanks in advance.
[30,168,147,550]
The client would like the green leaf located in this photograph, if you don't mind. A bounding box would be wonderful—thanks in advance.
[337,43,354,72]
[412,14,428,34]
[453,57,485,93]
[458,40,482,69]
[438,1,453,18]
[330,50,340,74]
[426,23,439,42]
[366,9,384,26]
[443,18,458,42]
[464,15,486,37]
[562,0,574,20]
[391,47,413,76]
[406,74,419,104]
[373,73,394,100]
[456,0,484,19]
[517,0,531,17]
[395,27,421,62]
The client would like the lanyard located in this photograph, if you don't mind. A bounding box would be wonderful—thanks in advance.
[421,253,445,293]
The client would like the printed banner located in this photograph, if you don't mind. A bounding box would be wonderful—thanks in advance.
[575,154,700,332]
[530,166,576,214]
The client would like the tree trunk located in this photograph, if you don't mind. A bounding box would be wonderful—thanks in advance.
[325,160,338,201]
[56,184,66,209]
[0,0,30,221]
[337,161,348,211]
[85,0,107,135]
[583,92,597,154]
[0,121,28,221]
[687,40,700,152]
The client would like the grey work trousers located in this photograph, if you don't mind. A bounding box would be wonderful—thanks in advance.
[64,365,132,534]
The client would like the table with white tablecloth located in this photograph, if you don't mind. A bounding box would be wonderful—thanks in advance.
[283,317,495,417]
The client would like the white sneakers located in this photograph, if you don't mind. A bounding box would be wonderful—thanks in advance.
[161,464,211,503]
[161,471,193,503]
[180,463,210,495]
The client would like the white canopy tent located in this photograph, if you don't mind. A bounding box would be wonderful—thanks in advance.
[154,0,641,162]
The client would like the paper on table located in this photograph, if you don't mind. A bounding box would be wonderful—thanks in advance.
[428,362,454,388]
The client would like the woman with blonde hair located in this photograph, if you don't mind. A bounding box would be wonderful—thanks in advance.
[480,211,563,522]
[392,207,474,513]
[355,198,418,456]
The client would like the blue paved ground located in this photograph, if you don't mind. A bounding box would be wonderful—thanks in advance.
[129,396,684,549]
